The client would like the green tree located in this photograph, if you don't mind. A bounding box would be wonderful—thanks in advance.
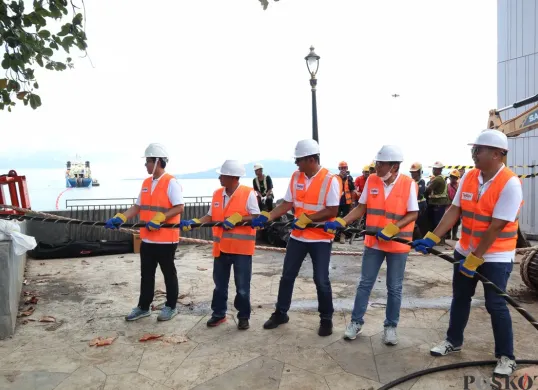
[0,0,87,111]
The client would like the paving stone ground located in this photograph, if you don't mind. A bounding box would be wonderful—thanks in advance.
[1,239,537,390]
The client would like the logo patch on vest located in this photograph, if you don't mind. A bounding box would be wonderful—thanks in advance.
[462,192,473,201]
[295,183,305,190]
[142,187,149,193]
[214,202,220,208]
[370,188,379,195]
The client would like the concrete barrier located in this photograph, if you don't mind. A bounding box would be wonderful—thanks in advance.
[0,222,27,339]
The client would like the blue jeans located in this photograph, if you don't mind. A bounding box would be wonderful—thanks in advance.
[211,253,252,319]
[276,238,334,320]
[446,251,514,359]
[351,246,408,327]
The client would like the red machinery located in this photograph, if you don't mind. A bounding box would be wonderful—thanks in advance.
[0,170,31,215]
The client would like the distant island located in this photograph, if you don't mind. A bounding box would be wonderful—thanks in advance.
[175,159,300,179]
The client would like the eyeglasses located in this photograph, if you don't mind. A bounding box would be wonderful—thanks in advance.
[295,158,304,164]
[339,166,348,171]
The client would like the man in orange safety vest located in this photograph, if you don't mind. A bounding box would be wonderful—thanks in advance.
[105,143,185,322]
[180,160,260,330]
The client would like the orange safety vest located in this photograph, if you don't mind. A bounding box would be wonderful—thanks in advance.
[139,174,181,243]
[211,185,256,257]
[290,168,336,241]
[336,175,352,205]
[364,174,417,253]
[459,167,521,253]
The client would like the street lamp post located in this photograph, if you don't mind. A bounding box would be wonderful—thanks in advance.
[305,46,320,143]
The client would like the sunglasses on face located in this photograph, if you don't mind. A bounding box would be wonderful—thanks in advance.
[339,166,348,171]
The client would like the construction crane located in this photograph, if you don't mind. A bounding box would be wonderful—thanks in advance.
[486,93,538,249]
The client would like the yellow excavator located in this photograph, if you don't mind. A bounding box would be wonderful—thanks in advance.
[486,93,538,248]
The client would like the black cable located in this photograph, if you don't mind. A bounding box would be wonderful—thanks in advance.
[377,360,538,390]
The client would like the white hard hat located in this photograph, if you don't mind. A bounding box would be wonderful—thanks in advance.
[144,143,169,158]
[374,145,404,162]
[468,129,509,151]
[216,160,246,177]
[432,161,445,168]
[253,163,263,171]
[294,139,320,158]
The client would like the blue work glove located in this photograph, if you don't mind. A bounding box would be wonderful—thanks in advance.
[410,231,441,254]
[179,219,200,232]
[376,222,400,241]
[291,213,312,230]
[459,252,485,278]
[324,218,346,234]
[251,211,271,230]
[146,212,166,231]
[223,212,242,230]
[105,213,126,229]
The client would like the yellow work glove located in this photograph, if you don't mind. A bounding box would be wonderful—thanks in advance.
[410,231,441,254]
[377,222,400,241]
[105,213,127,229]
[324,217,347,234]
[292,213,312,230]
[459,252,485,278]
[146,212,166,231]
[180,218,200,232]
[223,212,242,230]
[252,211,271,230]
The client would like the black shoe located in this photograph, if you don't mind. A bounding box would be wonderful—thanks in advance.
[318,319,333,336]
[263,312,289,329]
[206,316,227,327]
[238,318,249,330]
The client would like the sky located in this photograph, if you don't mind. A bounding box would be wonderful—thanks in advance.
[2,0,497,177]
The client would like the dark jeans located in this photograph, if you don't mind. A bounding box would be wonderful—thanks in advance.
[257,197,274,212]
[427,204,446,232]
[276,238,334,320]
[138,242,178,311]
[211,253,252,319]
[446,250,514,359]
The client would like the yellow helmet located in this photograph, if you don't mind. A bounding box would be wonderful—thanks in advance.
[363,165,371,172]
[369,161,375,169]
[409,162,422,172]
[449,169,460,178]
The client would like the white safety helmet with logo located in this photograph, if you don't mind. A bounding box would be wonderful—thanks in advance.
[253,163,263,171]
[216,160,246,177]
[294,139,320,158]
[374,145,404,162]
[468,129,509,151]
[432,161,445,169]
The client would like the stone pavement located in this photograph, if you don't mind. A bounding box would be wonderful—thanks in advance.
[1,240,537,390]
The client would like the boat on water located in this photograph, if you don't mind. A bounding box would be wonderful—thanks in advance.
[65,158,99,188]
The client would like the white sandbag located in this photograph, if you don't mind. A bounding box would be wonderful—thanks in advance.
[0,220,37,255]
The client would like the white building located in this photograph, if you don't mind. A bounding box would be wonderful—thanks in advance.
[498,0,538,239]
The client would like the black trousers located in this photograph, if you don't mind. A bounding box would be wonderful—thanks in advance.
[336,204,351,239]
[137,241,178,311]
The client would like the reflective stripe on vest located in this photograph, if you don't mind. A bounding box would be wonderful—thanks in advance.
[459,167,521,253]
[211,185,256,257]
[290,168,336,241]
[139,174,181,243]
[255,176,268,195]
[364,174,417,253]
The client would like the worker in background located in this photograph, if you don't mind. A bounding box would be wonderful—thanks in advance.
[354,165,370,201]
[446,169,460,240]
[180,160,260,330]
[369,162,376,175]
[458,167,466,178]
[411,130,522,377]
[105,143,184,322]
[409,162,428,239]
[425,161,450,245]
[335,161,355,244]
[252,163,274,212]
[325,145,418,345]
[252,139,340,336]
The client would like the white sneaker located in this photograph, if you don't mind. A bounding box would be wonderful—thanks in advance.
[430,340,462,356]
[493,356,516,377]
[383,326,398,345]
[344,321,362,340]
